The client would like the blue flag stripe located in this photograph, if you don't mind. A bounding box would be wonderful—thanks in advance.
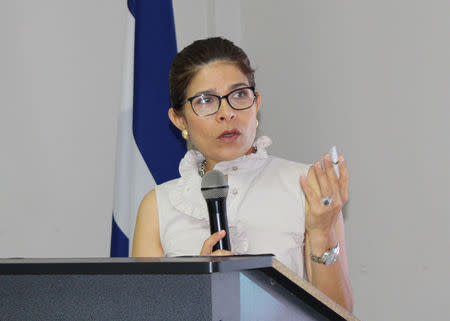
[127,0,136,17]
[111,0,186,257]
[110,215,129,257]
[133,0,185,185]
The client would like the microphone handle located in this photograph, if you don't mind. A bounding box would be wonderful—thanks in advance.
[205,197,231,252]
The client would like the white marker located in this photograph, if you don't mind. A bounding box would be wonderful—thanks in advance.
[329,146,340,178]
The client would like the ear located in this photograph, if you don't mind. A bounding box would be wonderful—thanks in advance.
[168,108,186,131]
[254,91,261,113]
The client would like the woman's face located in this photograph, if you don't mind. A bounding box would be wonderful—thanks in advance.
[169,61,261,166]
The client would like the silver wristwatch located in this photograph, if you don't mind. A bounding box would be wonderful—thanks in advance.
[311,242,340,265]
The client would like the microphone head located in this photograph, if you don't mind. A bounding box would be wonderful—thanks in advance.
[201,170,229,199]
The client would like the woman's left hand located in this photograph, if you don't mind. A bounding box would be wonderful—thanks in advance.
[300,154,349,239]
[300,155,354,312]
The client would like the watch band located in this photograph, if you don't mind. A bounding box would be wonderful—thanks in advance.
[311,242,340,265]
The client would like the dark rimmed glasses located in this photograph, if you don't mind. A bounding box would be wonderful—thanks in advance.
[184,86,256,117]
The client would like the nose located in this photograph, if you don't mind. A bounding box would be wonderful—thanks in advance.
[215,97,236,122]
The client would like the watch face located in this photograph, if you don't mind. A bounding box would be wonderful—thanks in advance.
[322,246,339,265]
[323,252,332,265]
[325,255,335,265]
[312,243,339,265]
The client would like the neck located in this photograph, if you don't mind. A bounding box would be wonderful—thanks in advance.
[204,159,217,173]
[203,146,257,174]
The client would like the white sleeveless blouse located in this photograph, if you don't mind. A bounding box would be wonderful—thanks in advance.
[155,136,310,278]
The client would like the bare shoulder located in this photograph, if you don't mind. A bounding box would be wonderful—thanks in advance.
[136,189,159,227]
[132,189,164,257]
[140,189,158,211]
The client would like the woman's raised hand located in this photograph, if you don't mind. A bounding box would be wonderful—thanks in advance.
[200,230,234,256]
[299,154,349,238]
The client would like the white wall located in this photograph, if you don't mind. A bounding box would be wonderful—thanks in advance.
[0,0,126,257]
[2,1,449,320]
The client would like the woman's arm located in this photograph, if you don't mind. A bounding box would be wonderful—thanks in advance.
[132,189,165,257]
[300,155,354,312]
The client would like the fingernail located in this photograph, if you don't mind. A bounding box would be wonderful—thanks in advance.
[315,161,321,168]
[300,175,306,182]
[339,155,345,162]
[325,154,330,161]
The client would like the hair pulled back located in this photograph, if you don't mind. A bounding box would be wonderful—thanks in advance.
[169,37,255,113]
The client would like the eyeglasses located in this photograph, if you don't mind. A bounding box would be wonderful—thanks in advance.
[184,86,256,117]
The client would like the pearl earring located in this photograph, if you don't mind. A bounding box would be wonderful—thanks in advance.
[181,129,189,140]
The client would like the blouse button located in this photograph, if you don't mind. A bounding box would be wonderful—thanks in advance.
[231,188,238,195]
[232,166,238,171]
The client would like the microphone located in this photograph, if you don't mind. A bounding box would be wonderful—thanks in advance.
[201,169,231,252]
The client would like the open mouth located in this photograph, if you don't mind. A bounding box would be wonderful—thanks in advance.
[218,129,241,142]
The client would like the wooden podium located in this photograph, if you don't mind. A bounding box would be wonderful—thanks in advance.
[0,256,358,321]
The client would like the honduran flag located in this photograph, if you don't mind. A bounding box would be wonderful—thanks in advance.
[110,0,186,257]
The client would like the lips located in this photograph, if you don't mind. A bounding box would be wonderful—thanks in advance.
[218,129,241,143]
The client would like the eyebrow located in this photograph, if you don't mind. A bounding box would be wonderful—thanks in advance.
[192,82,249,97]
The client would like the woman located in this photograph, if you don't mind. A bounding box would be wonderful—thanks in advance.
[132,37,353,311]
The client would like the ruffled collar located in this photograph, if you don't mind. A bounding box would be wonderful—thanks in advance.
[168,136,272,254]
[178,135,272,178]
[168,136,272,221]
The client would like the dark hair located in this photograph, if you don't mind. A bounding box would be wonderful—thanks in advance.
[169,37,255,113]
